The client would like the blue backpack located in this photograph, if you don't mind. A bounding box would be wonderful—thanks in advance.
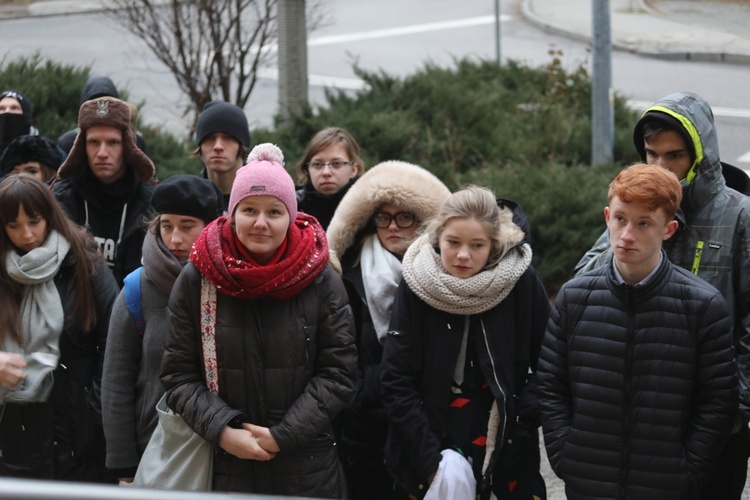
[123,267,145,335]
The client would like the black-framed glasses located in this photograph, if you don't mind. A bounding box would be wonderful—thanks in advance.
[373,212,416,229]
[306,160,354,171]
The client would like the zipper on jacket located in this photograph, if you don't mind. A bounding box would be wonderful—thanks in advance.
[302,318,311,366]
[691,241,704,274]
[620,287,635,498]
[479,317,508,464]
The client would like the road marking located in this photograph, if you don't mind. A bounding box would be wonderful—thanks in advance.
[257,67,367,90]
[309,15,512,46]
[628,100,750,119]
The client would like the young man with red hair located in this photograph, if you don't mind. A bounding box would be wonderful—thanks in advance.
[538,163,738,499]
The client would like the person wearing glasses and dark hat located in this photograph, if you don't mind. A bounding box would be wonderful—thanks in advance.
[326,160,450,498]
[294,127,366,230]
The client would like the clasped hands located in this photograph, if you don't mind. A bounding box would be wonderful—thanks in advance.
[219,423,280,461]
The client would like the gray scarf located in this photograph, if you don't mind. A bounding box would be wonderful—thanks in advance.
[2,230,69,403]
[141,230,184,293]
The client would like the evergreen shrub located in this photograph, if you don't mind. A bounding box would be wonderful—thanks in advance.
[0,52,89,140]
[254,55,639,294]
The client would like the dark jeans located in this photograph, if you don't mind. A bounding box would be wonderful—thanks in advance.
[699,426,750,500]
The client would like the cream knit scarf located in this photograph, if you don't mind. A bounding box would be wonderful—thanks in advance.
[402,233,532,315]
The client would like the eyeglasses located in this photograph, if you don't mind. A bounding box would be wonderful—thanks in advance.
[373,212,416,229]
[307,160,354,172]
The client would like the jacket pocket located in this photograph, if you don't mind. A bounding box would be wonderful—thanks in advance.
[271,433,346,498]
[490,422,542,499]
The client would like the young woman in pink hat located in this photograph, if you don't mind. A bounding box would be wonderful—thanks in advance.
[161,143,356,496]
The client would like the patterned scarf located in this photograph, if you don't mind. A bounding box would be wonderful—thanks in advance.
[190,212,329,300]
[402,233,532,315]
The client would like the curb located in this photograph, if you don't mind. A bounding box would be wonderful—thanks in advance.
[0,5,101,20]
[519,0,750,65]
[0,0,163,20]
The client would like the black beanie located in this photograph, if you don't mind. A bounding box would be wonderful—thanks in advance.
[195,101,250,148]
[151,174,226,224]
[0,90,32,118]
[634,111,696,165]
[0,135,63,176]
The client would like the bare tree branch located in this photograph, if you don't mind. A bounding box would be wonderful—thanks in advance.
[106,0,291,129]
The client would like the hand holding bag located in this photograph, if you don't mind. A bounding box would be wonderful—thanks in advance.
[133,276,218,490]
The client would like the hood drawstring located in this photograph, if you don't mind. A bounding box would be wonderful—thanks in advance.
[84,200,128,261]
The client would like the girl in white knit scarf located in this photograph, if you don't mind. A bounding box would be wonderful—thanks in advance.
[382,185,550,500]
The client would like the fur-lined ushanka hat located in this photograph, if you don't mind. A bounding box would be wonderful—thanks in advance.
[58,97,155,182]
[326,160,450,263]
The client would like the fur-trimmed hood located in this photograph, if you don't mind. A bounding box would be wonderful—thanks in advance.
[327,160,450,263]
[58,97,154,183]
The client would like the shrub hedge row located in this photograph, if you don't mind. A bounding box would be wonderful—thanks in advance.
[1,52,639,294]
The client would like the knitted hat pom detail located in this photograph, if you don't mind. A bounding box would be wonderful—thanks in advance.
[247,143,284,165]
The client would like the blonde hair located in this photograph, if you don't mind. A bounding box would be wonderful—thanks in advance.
[424,185,525,269]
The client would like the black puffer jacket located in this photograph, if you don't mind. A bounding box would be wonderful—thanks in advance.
[538,254,737,499]
[573,92,750,424]
[161,263,357,496]
[0,251,118,481]
[338,264,388,461]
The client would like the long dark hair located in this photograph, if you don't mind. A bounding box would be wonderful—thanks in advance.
[0,175,99,344]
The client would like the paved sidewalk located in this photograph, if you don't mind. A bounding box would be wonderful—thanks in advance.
[521,0,750,64]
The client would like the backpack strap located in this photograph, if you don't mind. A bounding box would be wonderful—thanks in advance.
[123,267,145,335]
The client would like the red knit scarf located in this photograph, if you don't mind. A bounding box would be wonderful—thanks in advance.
[190,212,329,300]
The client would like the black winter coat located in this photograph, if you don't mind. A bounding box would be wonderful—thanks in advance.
[296,178,357,231]
[380,267,549,496]
[538,255,738,499]
[0,251,118,481]
[339,264,388,464]
[161,263,357,496]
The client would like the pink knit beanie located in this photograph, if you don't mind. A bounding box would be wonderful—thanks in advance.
[228,143,297,220]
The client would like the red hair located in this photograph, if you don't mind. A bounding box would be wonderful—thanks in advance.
[608,163,682,221]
